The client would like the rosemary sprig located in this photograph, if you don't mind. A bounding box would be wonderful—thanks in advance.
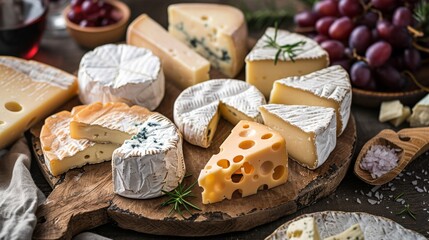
[394,192,405,201]
[414,0,429,35]
[396,204,416,220]
[264,22,306,65]
[240,0,294,30]
[161,179,201,218]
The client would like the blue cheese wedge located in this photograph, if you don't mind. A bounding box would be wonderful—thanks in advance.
[324,224,364,240]
[286,217,321,240]
[168,3,248,78]
[112,113,185,199]
[409,94,429,127]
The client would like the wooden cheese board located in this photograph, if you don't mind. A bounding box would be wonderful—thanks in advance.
[30,78,356,239]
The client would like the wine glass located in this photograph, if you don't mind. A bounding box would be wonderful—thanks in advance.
[0,0,49,59]
[45,0,68,37]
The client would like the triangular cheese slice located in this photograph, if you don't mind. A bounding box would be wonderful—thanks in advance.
[259,104,336,169]
[286,217,321,240]
[269,65,351,136]
[198,120,288,204]
[168,3,247,77]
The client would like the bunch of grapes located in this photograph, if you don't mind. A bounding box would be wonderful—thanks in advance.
[295,0,426,91]
[67,0,123,27]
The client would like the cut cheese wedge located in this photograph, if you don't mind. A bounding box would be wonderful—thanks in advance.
[324,224,364,240]
[286,217,321,240]
[168,3,247,78]
[0,56,77,149]
[379,100,403,122]
[40,107,117,176]
[409,94,429,127]
[70,102,152,144]
[198,120,288,204]
[269,65,351,136]
[127,14,210,89]
[174,79,266,148]
[259,104,336,169]
[246,28,329,97]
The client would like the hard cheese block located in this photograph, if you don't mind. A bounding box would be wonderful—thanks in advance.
[378,100,403,122]
[127,14,210,89]
[324,224,364,240]
[246,28,329,97]
[0,56,77,149]
[168,3,248,78]
[113,113,185,199]
[40,107,117,176]
[78,44,165,111]
[286,217,321,240]
[198,120,288,204]
[174,79,266,148]
[409,94,429,127]
[270,65,351,136]
[259,104,336,169]
[70,102,152,144]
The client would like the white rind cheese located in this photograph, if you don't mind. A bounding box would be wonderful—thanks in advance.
[168,3,248,78]
[78,44,165,110]
[174,79,266,148]
[286,217,321,240]
[324,224,364,240]
[113,113,185,199]
[270,66,351,136]
[259,104,336,169]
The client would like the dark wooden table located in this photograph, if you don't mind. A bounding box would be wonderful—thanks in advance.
[31,0,429,239]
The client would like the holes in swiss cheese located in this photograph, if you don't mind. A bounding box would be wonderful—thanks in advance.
[253,174,259,180]
[217,159,230,169]
[231,173,243,183]
[273,165,285,180]
[242,124,249,129]
[242,162,254,175]
[239,140,255,150]
[261,133,273,140]
[205,165,212,170]
[260,161,273,175]
[201,15,208,21]
[272,142,281,151]
[5,101,22,112]
[233,155,244,163]
[258,184,268,191]
[84,155,90,159]
[231,189,243,199]
[239,129,256,137]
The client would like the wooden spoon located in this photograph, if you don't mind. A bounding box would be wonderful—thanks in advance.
[354,127,429,185]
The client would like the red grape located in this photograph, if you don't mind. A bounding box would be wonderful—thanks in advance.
[375,65,406,90]
[329,17,354,40]
[314,0,339,17]
[332,59,351,71]
[349,25,372,54]
[321,40,345,61]
[67,10,83,24]
[82,0,102,15]
[339,0,363,17]
[295,10,318,28]
[359,11,379,28]
[393,7,412,27]
[350,61,372,88]
[79,19,96,27]
[316,16,336,35]
[371,0,396,11]
[404,48,421,71]
[388,26,412,48]
[376,20,393,39]
[366,41,392,67]
[71,0,84,7]
[314,34,329,44]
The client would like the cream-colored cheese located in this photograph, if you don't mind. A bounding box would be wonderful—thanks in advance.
[379,100,403,122]
[286,217,321,240]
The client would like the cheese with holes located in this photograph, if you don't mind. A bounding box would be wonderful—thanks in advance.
[113,113,185,199]
[0,56,77,149]
[409,94,429,127]
[40,107,117,176]
[324,224,364,240]
[390,106,411,127]
[246,28,329,97]
[168,3,247,78]
[198,120,287,204]
[379,100,403,122]
[174,79,266,148]
[70,102,152,144]
[259,104,336,169]
[78,44,164,110]
[286,217,321,240]
[270,65,351,136]
[127,14,210,89]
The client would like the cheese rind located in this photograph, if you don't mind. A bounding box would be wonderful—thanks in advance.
[324,224,364,240]
[168,3,247,77]
[259,104,336,169]
[198,120,288,204]
[0,57,77,149]
[269,65,351,136]
[127,14,210,89]
[112,113,185,199]
[379,100,403,122]
[40,108,117,176]
[246,28,329,97]
[78,44,164,111]
[286,217,321,240]
[409,94,429,127]
[174,79,266,148]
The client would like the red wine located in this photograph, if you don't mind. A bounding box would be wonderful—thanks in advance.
[0,0,48,59]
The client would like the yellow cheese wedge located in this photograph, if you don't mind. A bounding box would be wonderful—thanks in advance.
[40,107,117,176]
[0,57,77,149]
[70,102,152,144]
[127,14,210,89]
[198,120,288,204]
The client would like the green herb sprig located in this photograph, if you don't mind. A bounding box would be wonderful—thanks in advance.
[396,204,416,220]
[161,178,201,218]
[264,22,306,65]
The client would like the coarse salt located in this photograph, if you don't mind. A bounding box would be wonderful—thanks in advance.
[360,144,400,179]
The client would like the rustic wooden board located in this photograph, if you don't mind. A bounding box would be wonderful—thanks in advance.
[31,81,356,239]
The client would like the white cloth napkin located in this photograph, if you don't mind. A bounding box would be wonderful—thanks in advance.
[0,138,46,240]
